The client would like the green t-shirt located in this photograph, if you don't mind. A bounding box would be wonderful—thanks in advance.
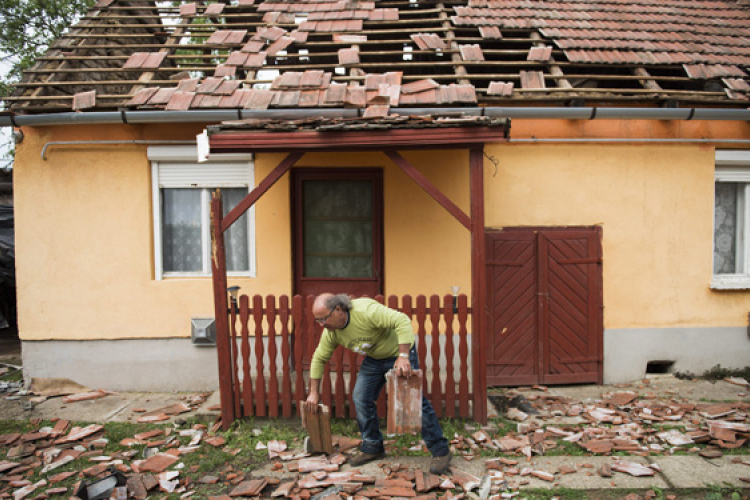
[310,298,415,379]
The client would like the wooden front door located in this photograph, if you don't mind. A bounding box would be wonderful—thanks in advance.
[486,227,603,386]
[292,168,384,298]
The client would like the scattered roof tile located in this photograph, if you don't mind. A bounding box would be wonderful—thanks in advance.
[72,91,96,111]
[479,26,502,39]
[204,3,225,15]
[459,44,485,61]
[487,81,514,96]
[401,79,439,94]
[528,46,553,61]
[165,91,195,111]
[214,65,237,77]
[520,70,546,88]
[179,3,197,16]
[267,36,294,56]
[338,48,360,65]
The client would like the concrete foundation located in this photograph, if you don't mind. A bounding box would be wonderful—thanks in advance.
[604,326,750,384]
[22,327,750,391]
[22,338,220,392]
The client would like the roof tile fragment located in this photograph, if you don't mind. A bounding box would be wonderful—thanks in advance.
[72,91,96,111]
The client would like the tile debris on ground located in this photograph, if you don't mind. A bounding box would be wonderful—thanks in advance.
[0,375,749,499]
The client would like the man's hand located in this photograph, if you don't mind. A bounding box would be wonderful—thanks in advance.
[304,391,320,413]
[395,356,412,377]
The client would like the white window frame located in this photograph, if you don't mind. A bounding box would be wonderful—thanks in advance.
[148,145,256,280]
[712,150,750,290]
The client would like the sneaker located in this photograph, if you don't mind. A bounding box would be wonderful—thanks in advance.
[429,452,452,475]
[349,451,385,466]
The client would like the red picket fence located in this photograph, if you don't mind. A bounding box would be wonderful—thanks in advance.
[219,294,474,425]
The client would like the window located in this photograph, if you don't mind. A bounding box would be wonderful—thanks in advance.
[148,146,255,279]
[713,150,750,289]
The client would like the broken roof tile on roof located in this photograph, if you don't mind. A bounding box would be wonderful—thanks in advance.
[7,0,750,113]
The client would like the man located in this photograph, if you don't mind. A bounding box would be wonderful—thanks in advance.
[304,293,452,475]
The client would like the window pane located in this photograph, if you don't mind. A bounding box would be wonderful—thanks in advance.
[714,182,739,274]
[162,189,202,272]
[222,188,250,272]
[303,180,373,278]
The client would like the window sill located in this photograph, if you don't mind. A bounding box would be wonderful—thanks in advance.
[710,277,750,290]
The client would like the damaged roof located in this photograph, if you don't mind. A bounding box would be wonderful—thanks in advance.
[5,0,750,115]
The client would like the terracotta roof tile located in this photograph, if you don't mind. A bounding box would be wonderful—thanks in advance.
[528,46,552,61]
[72,91,96,111]
[214,64,237,77]
[207,30,248,45]
[179,3,197,16]
[684,63,746,78]
[204,3,225,15]
[363,105,390,118]
[197,77,224,94]
[300,70,326,87]
[267,36,295,56]
[215,80,242,95]
[479,26,502,39]
[125,87,159,107]
[378,84,401,106]
[198,94,224,108]
[226,52,249,66]
[245,52,268,68]
[487,81,514,96]
[165,91,195,111]
[365,74,389,90]
[290,30,309,43]
[175,79,199,92]
[411,34,447,51]
[241,40,266,53]
[277,71,303,88]
[259,26,287,41]
[338,47,360,65]
[723,78,750,92]
[238,0,256,5]
[244,89,275,110]
[459,44,484,61]
[299,89,322,107]
[125,52,167,70]
[220,90,246,108]
[345,86,366,107]
[148,88,175,105]
[520,71,545,89]
[401,79,439,94]
[278,90,301,107]
[384,72,402,86]
[323,83,348,105]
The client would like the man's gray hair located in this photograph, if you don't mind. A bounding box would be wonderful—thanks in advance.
[324,294,353,311]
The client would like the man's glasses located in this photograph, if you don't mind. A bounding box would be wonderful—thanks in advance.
[314,306,336,324]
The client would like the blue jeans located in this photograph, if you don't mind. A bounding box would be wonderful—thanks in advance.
[352,345,450,457]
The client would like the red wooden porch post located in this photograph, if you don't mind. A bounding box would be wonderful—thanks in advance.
[470,148,488,423]
[210,191,235,430]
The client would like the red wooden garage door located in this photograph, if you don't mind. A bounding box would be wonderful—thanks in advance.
[486,228,603,386]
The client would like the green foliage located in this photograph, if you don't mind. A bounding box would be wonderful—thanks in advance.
[0,0,97,99]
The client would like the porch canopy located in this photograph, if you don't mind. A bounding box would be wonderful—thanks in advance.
[206,114,510,427]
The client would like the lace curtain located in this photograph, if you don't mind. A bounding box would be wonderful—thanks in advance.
[162,187,249,273]
[162,189,202,272]
[714,182,738,274]
[303,180,373,278]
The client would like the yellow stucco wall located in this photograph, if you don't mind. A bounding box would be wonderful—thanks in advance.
[15,125,471,340]
[484,142,750,329]
[13,121,750,340]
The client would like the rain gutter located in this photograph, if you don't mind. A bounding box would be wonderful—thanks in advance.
[2,106,750,128]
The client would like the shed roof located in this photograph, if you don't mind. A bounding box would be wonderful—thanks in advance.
[6,0,750,115]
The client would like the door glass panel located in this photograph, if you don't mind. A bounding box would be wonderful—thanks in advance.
[303,180,373,278]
